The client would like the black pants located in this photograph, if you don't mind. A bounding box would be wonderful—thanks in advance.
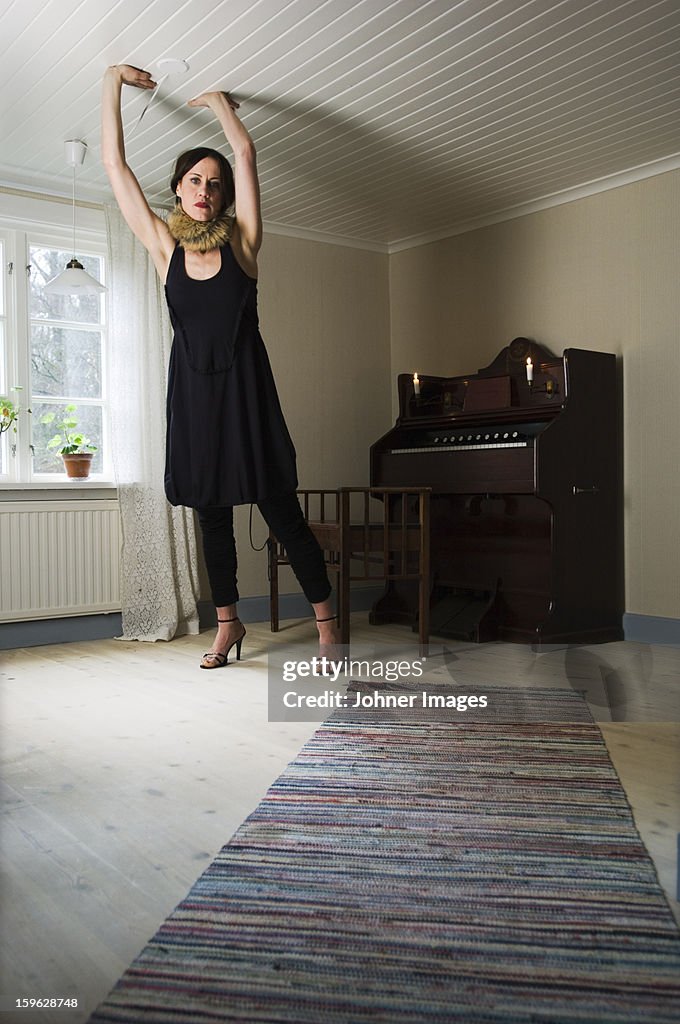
[197,492,332,608]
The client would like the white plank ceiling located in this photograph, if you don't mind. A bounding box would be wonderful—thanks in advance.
[1,0,679,250]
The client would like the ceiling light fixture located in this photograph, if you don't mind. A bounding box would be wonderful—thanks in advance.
[156,57,190,76]
[44,140,106,295]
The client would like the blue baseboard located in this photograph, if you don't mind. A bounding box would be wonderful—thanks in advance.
[623,613,680,646]
[3,604,677,652]
[198,586,384,629]
[0,588,385,651]
[0,613,124,651]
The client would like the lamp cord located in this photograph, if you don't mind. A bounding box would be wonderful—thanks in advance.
[130,75,169,136]
[248,503,270,552]
[71,165,76,259]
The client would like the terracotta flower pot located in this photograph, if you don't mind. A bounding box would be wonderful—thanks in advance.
[62,452,94,479]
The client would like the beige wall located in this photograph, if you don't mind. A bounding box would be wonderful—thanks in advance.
[389,170,680,619]
[9,179,675,621]
[229,233,391,600]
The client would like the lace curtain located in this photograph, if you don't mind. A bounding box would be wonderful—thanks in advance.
[106,205,200,641]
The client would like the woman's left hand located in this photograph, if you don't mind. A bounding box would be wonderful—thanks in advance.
[188,91,240,112]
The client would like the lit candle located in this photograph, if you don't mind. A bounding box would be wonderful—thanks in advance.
[413,372,421,396]
[526,357,533,383]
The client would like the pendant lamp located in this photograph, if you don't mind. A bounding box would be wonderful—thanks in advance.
[44,140,106,295]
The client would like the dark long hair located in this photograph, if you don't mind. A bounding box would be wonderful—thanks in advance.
[170,147,235,214]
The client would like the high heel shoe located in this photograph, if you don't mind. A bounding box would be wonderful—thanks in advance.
[200,617,246,669]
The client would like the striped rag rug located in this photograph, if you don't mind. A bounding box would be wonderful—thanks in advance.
[89,686,680,1023]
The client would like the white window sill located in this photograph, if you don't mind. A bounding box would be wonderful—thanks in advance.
[0,480,118,500]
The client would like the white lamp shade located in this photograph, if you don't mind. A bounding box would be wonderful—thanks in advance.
[44,259,106,295]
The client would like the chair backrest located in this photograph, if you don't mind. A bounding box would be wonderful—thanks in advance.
[289,487,430,583]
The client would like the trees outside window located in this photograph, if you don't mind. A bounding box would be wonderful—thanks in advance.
[0,228,109,483]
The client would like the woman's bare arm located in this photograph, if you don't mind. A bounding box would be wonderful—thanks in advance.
[187,91,262,275]
[101,65,175,276]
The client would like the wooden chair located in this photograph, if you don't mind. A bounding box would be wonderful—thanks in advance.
[269,487,431,652]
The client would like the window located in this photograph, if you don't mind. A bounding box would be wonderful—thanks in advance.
[0,225,109,484]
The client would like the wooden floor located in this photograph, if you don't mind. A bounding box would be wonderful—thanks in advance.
[1,614,678,1024]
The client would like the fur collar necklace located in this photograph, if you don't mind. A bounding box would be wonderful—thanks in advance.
[167,205,233,252]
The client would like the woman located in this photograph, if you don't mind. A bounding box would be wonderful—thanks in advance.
[102,64,338,668]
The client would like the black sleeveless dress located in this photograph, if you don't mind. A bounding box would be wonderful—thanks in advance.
[163,243,298,508]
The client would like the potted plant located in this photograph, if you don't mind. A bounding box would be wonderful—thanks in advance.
[0,386,30,457]
[41,405,97,479]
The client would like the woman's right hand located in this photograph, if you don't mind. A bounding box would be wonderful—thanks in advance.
[107,64,156,90]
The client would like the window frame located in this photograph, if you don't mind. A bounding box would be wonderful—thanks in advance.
[0,215,111,487]
[0,225,20,480]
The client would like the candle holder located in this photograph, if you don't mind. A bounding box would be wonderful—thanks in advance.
[407,385,423,410]
[528,373,559,397]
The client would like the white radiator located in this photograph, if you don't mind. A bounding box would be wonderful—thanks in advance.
[0,499,121,621]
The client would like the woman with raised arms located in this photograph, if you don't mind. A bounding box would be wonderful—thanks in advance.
[102,65,338,668]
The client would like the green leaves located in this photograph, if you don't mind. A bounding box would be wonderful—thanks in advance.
[39,404,97,455]
[0,386,30,436]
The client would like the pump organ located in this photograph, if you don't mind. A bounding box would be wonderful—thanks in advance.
[369,338,623,645]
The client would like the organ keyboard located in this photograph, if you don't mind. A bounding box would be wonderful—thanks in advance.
[369,338,623,645]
